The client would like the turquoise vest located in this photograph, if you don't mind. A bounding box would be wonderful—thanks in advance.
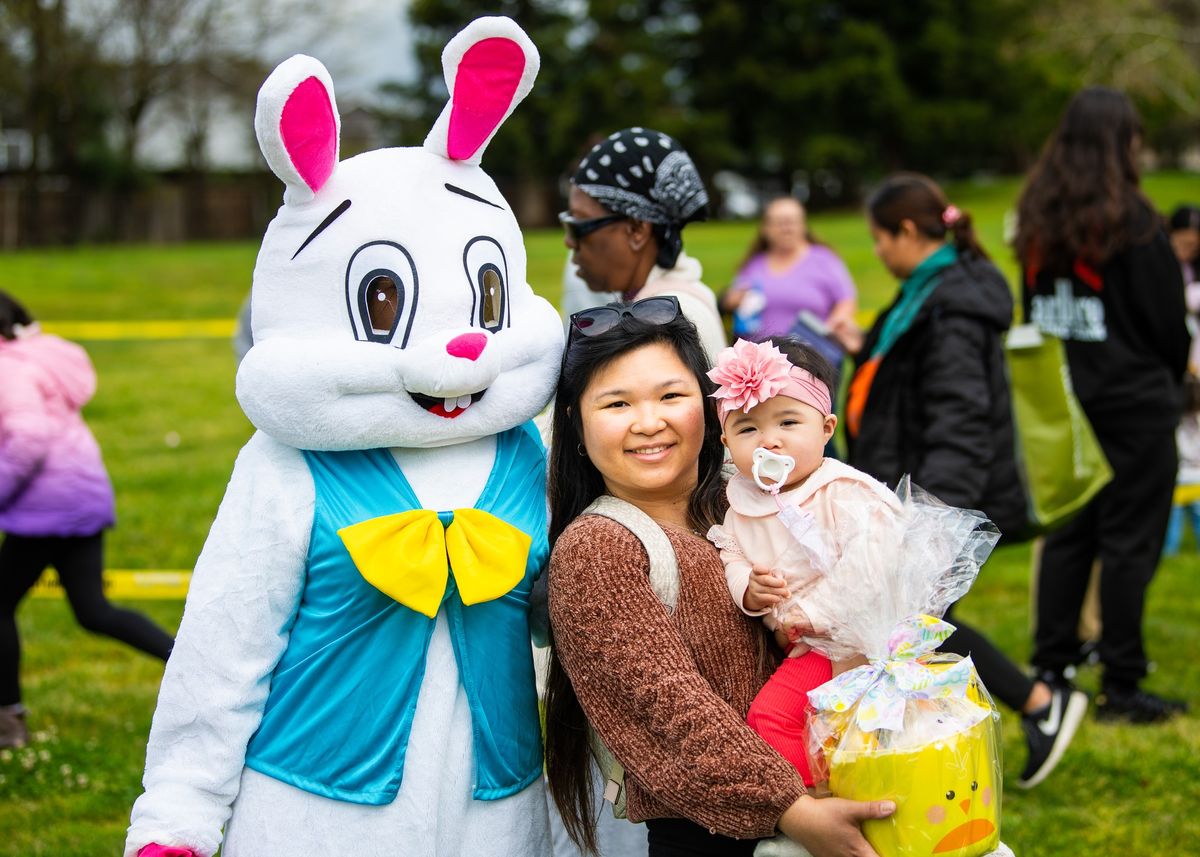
[244,423,548,804]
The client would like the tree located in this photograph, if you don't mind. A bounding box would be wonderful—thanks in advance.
[399,1,697,192]
[397,0,1068,206]
[1016,0,1200,163]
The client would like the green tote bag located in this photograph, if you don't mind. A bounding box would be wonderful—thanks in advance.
[1005,324,1113,532]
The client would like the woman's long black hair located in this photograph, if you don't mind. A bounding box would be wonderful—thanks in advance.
[544,308,726,854]
[1015,86,1156,273]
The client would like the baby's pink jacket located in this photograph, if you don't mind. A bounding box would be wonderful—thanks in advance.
[709,458,901,639]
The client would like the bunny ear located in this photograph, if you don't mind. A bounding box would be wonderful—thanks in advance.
[424,17,539,165]
[255,55,341,204]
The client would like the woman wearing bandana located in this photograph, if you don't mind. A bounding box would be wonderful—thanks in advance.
[561,128,726,361]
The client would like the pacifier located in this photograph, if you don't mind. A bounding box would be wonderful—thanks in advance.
[751,447,796,494]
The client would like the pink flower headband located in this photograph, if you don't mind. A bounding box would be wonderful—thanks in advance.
[707,339,832,424]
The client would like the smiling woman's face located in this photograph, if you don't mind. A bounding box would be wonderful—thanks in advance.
[579,341,706,508]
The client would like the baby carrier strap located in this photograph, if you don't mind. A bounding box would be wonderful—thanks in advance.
[584,494,680,612]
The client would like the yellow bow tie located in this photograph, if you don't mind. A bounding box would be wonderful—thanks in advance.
[337,508,532,618]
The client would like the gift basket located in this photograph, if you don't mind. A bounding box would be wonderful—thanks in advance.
[801,479,1005,857]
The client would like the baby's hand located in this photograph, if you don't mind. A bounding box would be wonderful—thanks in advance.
[744,564,789,612]
[780,607,816,640]
[774,627,811,656]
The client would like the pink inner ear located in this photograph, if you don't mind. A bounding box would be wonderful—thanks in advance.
[280,76,337,193]
[447,38,526,161]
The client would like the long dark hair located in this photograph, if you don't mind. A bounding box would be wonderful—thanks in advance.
[867,173,989,261]
[544,308,727,853]
[0,291,34,341]
[547,312,726,545]
[1015,86,1155,273]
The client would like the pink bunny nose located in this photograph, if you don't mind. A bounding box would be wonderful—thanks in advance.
[446,333,488,361]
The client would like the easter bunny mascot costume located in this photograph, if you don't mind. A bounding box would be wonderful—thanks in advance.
[125,17,562,857]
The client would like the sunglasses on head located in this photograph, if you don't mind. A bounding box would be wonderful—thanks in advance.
[568,295,682,343]
[558,210,629,241]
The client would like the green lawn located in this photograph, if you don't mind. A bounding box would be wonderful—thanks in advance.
[1,173,1199,854]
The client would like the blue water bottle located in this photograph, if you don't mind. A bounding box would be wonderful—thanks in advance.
[733,282,766,338]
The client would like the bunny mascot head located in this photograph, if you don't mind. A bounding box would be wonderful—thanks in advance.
[239,20,560,449]
[126,18,562,857]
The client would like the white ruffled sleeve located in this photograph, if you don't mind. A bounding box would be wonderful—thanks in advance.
[707,520,768,617]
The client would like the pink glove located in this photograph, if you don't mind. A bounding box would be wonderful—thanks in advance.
[138,845,200,857]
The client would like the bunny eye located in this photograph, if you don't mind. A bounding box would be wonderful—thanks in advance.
[463,236,508,333]
[479,265,504,330]
[366,275,399,335]
[354,268,406,343]
[345,241,419,347]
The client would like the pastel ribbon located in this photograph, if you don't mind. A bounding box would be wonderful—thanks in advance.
[338,508,531,618]
[807,614,984,732]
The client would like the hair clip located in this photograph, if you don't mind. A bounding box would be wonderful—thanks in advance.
[942,205,962,227]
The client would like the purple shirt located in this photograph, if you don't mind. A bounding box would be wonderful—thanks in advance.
[733,245,856,338]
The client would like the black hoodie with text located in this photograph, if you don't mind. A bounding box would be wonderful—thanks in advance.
[1022,205,1190,431]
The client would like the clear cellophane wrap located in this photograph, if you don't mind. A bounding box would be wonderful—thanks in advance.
[802,479,1005,857]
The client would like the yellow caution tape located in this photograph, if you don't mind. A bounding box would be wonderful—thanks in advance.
[41,320,236,341]
[1174,483,1200,506]
[30,569,191,600]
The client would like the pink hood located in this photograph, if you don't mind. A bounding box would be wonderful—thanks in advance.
[1,331,97,408]
[0,331,114,537]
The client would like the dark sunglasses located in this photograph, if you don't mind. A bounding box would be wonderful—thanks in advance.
[568,295,681,343]
[558,210,628,241]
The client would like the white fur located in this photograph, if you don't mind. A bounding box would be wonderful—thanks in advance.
[424,17,540,165]
[254,55,340,205]
[127,17,561,857]
[237,146,562,451]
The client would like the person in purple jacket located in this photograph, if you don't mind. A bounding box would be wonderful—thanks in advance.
[0,292,173,748]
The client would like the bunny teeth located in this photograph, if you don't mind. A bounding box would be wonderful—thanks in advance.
[409,389,487,419]
[441,395,475,414]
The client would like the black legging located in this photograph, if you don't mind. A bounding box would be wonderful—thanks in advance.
[940,603,1034,713]
[0,531,174,705]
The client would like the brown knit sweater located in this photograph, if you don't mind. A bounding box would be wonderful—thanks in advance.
[548,513,807,840]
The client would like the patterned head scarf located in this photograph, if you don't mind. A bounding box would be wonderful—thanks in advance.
[572,127,709,269]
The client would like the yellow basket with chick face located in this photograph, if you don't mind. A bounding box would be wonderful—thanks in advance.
[809,623,1002,857]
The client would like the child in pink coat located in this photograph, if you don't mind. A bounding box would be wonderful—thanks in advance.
[706,337,903,785]
[0,291,173,748]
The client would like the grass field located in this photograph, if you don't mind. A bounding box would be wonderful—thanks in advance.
[1,173,1199,854]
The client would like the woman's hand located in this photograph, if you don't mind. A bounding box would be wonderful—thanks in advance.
[720,287,747,313]
[744,564,789,611]
[828,316,864,355]
[778,793,895,857]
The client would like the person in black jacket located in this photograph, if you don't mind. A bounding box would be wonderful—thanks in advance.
[1015,87,1190,724]
[846,172,1088,790]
